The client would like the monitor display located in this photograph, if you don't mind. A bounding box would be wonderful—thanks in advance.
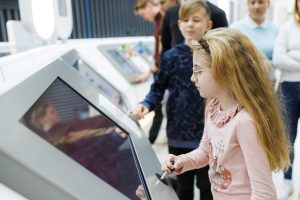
[133,41,154,64]
[98,41,154,83]
[72,58,128,112]
[107,49,137,74]
[105,43,152,73]
[20,78,144,200]
[0,52,10,57]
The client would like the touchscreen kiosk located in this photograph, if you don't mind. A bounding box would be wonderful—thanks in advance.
[98,41,153,83]
[21,78,141,199]
[60,50,130,112]
[0,59,178,200]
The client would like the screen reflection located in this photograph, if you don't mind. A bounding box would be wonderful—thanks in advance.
[21,78,144,200]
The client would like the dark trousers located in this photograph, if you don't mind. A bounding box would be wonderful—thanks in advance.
[168,146,212,200]
[281,82,300,180]
[149,104,163,144]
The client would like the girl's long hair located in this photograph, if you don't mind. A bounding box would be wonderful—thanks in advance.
[195,28,290,171]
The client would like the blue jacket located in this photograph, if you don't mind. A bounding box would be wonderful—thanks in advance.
[142,43,205,149]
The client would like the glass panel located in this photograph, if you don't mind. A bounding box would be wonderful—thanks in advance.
[72,58,128,112]
[133,41,154,64]
[20,78,144,200]
[107,50,136,74]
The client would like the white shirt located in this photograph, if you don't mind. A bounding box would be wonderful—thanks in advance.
[273,20,300,82]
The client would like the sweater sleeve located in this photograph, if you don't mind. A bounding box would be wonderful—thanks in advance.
[141,52,171,111]
[175,99,214,173]
[177,127,210,174]
[273,24,300,71]
[287,51,300,62]
[237,116,276,200]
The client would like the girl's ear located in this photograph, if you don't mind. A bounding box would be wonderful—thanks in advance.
[205,20,213,32]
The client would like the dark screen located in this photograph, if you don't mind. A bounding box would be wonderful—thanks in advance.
[21,78,143,200]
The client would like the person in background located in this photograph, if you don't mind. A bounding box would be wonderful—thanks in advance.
[134,0,163,83]
[159,0,180,13]
[230,0,278,69]
[273,0,300,199]
[162,28,290,199]
[130,0,213,199]
[134,0,165,144]
[28,103,115,145]
[160,0,228,55]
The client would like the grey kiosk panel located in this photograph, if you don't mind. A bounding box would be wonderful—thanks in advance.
[60,50,131,112]
[0,59,178,200]
[97,42,153,83]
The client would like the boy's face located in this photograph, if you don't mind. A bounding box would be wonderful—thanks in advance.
[248,0,269,21]
[178,8,212,41]
[136,3,159,22]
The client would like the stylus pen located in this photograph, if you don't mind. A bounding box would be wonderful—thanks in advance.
[160,171,168,180]
[160,161,175,180]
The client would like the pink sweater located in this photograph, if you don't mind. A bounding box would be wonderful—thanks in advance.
[178,98,276,200]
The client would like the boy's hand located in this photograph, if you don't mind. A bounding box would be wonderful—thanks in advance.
[161,154,184,174]
[132,71,151,83]
[128,104,149,120]
[150,64,159,73]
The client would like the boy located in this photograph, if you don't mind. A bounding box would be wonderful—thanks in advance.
[130,0,213,199]
[161,0,228,55]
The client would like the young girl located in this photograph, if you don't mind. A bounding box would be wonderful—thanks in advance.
[131,0,213,199]
[162,28,290,199]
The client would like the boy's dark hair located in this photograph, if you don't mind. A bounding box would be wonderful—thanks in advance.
[179,0,211,20]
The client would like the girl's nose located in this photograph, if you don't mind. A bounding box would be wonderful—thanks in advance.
[191,73,196,82]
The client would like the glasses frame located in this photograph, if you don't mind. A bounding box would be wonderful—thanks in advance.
[192,67,209,81]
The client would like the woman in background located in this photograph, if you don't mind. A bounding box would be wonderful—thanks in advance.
[231,0,278,70]
[273,0,300,199]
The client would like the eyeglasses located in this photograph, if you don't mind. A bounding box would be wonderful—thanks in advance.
[192,67,208,81]
[192,67,207,74]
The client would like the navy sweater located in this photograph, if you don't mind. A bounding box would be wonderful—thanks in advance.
[142,43,205,149]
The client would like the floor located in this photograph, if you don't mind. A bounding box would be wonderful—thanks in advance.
[140,113,300,200]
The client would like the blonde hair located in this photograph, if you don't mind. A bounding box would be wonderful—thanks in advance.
[179,0,210,20]
[193,28,290,171]
[294,0,300,24]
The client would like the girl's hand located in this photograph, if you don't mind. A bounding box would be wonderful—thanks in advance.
[161,154,184,174]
